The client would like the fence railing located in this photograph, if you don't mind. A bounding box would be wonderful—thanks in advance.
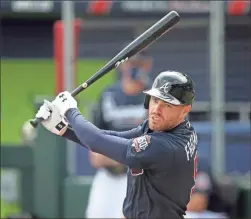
[189,101,251,121]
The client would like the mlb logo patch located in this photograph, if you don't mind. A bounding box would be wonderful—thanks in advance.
[55,121,66,131]
[132,135,151,152]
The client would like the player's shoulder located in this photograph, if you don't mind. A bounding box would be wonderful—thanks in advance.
[173,119,196,133]
[148,119,197,147]
[172,119,197,141]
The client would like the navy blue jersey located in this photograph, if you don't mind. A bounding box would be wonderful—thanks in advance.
[64,109,198,219]
[123,120,198,218]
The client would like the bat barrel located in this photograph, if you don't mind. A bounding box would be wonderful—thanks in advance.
[126,11,180,55]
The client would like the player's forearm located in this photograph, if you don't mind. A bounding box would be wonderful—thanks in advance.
[63,127,135,166]
[62,127,89,149]
[63,117,141,152]
[65,108,133,166]
[103,127,142,139]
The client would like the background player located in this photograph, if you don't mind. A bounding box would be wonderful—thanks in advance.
[86,52,153,218]
[35,70,198,219]
[186,156,237,218]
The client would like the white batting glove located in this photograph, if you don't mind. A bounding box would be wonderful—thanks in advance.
[35,100,69,135]
[53,91,78,117]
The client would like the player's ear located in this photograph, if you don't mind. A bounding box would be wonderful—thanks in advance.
[182,105,192,116]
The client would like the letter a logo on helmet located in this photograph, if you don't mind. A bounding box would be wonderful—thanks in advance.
[159,82,171,94]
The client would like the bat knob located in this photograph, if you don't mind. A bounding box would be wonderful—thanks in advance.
[29,117,44,128]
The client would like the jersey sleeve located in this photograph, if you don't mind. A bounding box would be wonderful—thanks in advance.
[126,129,198,170]
[65,108,197,170]
[65,108,169,168]
[62,127,89,149]
[103,128,143,139]
[125,133,175,169]
[62,122,143,149]
[62,111,144,150]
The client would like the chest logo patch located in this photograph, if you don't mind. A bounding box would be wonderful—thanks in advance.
[132,135,151,152]
[131,168,144,176]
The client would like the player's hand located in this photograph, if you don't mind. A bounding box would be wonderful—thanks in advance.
[53,91,78,117]
[35,100,69,135]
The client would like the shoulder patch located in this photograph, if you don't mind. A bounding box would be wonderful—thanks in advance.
[132,135,151,152]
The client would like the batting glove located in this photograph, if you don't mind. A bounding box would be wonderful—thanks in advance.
[35,100,69,136]
[53,91,78,117]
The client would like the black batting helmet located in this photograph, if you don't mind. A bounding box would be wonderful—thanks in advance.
[143,71,195,109]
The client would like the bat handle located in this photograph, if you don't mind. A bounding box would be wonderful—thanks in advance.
[29,117,44,128]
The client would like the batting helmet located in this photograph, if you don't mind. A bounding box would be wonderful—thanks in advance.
[143,71,195,109]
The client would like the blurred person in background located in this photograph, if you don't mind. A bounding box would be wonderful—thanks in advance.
[185,156,236,219]
[85,51,153,218]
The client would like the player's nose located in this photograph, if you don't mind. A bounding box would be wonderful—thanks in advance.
[153,102,163,114]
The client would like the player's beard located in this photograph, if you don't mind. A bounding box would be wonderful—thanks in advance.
[149,113,179,131]
[149,114,167,131]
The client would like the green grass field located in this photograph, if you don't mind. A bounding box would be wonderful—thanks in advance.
[1,59,115,144]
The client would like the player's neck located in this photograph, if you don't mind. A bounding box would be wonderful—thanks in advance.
[166,118,186,131]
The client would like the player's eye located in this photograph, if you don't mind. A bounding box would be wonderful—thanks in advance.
[165,103,172,108]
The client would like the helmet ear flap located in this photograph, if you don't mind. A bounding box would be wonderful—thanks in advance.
[144,95,150,109]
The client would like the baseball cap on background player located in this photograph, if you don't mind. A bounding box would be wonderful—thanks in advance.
[143,71,195,109]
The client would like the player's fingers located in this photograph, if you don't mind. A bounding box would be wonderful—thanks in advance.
[44,100,53,111]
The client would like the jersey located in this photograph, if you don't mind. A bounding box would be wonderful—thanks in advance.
[64,109,198,219]
[92,83,147,175]
[123,119,198,219]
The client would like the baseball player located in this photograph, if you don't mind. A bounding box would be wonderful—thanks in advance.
[35,70,198,219]
[86,53,153,218]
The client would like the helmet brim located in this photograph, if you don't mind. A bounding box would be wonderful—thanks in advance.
[143,88,181,105]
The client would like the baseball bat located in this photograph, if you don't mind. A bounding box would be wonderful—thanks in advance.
[30,11,180,128]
